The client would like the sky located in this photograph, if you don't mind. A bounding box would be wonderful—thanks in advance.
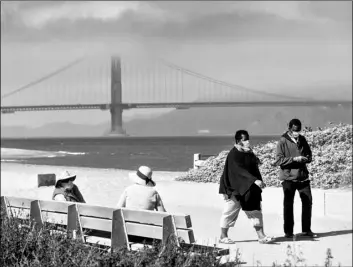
[1,1,352,127]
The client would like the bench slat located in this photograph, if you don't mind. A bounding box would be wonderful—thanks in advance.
[7,207,30,219]
[122,209,192,229]
[77,206,191,229]
[126,222,194,243]
[79,217,194,243]
[80,217,112,232]
[39,200,71,213]
[6,197,34,209]
[78,205,115,219]
[42,212,68,226]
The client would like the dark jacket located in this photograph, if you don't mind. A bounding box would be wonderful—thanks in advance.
[52,184,86,203]
[274,132,312,181]
[219,147,263,211]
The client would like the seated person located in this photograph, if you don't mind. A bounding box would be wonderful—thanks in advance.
[117,166,166,212]
[52,171,85,203]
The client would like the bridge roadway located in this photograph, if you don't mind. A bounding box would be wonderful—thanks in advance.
[1,101,352,113]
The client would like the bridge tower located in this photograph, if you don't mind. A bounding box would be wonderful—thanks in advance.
[110,56,126,136]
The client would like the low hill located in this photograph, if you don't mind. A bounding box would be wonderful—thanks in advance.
[1,105,351,138]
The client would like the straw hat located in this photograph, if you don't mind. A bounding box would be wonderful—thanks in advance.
[129,166,156,187]
[55,170,76,187]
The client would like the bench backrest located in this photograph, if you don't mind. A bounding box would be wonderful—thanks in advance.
[2,196,73,227]
[1,196,195,249]
[68,204,195,248]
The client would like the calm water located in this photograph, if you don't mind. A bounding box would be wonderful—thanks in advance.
[1,136,278,171]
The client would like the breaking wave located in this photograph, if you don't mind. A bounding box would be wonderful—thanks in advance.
[1,148,86,160]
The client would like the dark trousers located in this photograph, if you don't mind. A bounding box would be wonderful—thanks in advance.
[282,180,312,235]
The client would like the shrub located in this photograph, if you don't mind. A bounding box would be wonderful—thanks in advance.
[0,207,242,267]
[176,124,352,189]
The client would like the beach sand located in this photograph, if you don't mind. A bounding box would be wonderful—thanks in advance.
[1,162,352,266]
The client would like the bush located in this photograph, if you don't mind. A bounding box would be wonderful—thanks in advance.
[176,124,352,189]
[1,207,344,266]
[0,208,242,267]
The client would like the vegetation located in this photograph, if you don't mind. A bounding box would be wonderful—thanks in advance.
[1,208,242,267]
[1,208,343,267]
[176,123,352,189]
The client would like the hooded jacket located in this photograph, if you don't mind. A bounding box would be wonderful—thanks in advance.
[275,132,312,181]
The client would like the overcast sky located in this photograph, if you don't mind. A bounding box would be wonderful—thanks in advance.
[1,1,352,127]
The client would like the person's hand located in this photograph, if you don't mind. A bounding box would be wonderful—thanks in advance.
[294,156,308,162]
[254,180,265,189]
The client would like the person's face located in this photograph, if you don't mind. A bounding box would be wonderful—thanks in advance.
[62,179,74,190]
[238,134,250,147]
[289,125,301,138]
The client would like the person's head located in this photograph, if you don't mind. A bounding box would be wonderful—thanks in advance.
[129,166,156,187]
[234,130,250,148]
[55,171,76,190]
[288,118,302,138]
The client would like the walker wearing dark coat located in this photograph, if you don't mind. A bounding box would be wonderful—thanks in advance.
[219,146,263,211]
[218,129,274,245]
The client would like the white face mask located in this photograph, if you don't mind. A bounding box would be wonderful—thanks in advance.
[291,131,300,138]
[241,140,251,148]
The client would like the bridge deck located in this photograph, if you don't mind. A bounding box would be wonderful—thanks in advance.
[1,101,352,113]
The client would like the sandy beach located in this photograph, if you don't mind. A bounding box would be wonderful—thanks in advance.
[1,162,352,266]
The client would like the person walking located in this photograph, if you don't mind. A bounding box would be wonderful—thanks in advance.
[117,166,166,212]
[219,130,274,244]
[274,118,317,238]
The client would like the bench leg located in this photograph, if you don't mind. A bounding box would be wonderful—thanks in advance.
[111,209,129,251]
[30,200,43,230]
[162,215,180,247]
[1,196,10,218]
[67,204,84,242]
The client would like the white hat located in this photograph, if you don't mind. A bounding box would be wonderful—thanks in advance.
[55,170,76,187]
[129,166,155,187]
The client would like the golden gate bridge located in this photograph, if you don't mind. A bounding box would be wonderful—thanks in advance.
[1,54,351,135]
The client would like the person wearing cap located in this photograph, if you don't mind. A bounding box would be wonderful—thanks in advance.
[117,166,166,212]
[52,171,86,203]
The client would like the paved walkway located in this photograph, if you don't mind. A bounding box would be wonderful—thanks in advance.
[157,182,352,267]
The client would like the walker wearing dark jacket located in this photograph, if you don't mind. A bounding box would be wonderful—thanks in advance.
[275,118,317,238]
[218,130,274,245]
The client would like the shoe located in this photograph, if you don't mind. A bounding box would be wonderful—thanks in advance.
[284,233,295,238]
[299,231,318,238]
[219,237,236,244]
[259,236,276,244]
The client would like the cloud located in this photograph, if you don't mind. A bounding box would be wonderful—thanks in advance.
[21,2,140,29]
[1,1,351,43]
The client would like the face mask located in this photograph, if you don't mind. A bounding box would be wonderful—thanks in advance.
[292,131,300,138]
[241,140,251,148]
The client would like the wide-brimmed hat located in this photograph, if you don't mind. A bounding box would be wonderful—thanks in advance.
[55,170,76,187]
[129,166,156,187]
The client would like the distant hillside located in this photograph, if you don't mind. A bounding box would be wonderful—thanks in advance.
[124,106,352,136]
[1,106,351,138]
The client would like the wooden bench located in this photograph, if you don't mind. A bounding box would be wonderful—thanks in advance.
[1,196,229,255]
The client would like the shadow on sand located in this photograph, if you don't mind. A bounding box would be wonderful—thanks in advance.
[274,229,352,243]
[226,230,352,245]
[315,229,352,238]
